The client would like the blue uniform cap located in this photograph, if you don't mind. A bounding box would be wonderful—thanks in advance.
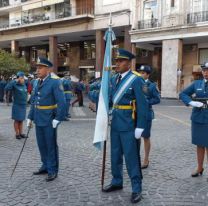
[16,71,24,77]
[115,48,135,60]
[36,57,53,68]
[137,65,152,74]
[201,62,208,70]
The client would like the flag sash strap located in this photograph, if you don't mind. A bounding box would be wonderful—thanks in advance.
[112,74,137,105]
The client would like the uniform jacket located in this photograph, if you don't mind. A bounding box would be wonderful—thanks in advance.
[62,78,73,100]
[144,80,160,120]
[179,79,208,124]
[5,80,27,105]
[110,71,148,131]
[28,74,66,126]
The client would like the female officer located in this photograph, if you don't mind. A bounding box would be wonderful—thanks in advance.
[5,71,28,139]
[180,63,208,177]
[137,65,160,169]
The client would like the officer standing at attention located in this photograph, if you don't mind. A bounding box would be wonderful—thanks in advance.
[62,74,73,120]
[27,57,66,182]
[137,65,160,169]
[103,49,148,204]
[0,76,7,102]
[180,62,208,177]
[5,71,28,139]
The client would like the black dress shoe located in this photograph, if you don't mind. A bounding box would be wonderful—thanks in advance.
[20,134,27,138]
[16,135,21,140]
[131,192,142,203]
[102,184,123,192]
[46,173,57,182]
[33,170,48,175]
[191,168,204,177]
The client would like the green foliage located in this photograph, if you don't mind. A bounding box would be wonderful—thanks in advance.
[0,49,29,79]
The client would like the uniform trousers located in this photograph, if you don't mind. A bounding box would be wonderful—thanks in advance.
[66,99,71,116]
[110,129,142,193]
[35,125,59,175]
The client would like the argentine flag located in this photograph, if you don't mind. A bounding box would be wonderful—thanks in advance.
[93,27,116,149]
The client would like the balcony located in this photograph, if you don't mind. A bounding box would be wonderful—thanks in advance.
[138,18,160,29]
[187,11,208,24]
[0,4,94,30]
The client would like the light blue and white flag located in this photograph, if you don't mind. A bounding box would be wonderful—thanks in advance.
[93,26,116,149]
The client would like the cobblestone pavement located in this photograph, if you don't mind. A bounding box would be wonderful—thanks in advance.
[0,98,208,206]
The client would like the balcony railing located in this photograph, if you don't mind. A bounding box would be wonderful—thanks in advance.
[138,18,160,29]
[0,5,94,30]
[187,11,208,24]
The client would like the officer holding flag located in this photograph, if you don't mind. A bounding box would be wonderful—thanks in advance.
[102,49,148,204]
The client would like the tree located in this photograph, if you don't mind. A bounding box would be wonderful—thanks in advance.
[0,49,29,79]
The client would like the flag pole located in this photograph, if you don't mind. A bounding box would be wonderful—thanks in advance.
[101,13,112,191]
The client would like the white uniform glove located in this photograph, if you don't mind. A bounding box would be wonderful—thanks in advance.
[52,119,60,128]
[26,119,32,127]
[135,128,144,139]
[189,101,204,108]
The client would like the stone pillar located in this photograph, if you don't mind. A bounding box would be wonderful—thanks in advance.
[49,36,58,73]
[11,40,19,56]
[96,30,105,77]
[124,26,131,52]
[131,43,136,71]
[161,39,183,98]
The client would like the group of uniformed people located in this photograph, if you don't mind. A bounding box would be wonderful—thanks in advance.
[3,46,207,204]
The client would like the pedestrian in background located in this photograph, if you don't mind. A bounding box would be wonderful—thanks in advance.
[27,57,66,182]
[62,74,73,120]
[180,62,208,177]
[72,80,85,107]
[5,71,28,139]
[0,76,7,102]
[137,65,160,169]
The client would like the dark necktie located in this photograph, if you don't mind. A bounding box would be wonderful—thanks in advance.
[39,79,43,86]
[116,74,122,86]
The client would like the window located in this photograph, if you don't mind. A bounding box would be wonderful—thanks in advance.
[171,0,175,7]
[199,49,208,64]
[81,41,95,60]
[143,0,157,20]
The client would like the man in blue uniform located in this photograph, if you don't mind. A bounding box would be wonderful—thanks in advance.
[180,62,208,177]
[103,49,148,204]
[88,78,101,112]
[0,76,7,102]
[137,65,160,169]
[62,75,73,120]
[5,71,28,139]
[27,57,66,182]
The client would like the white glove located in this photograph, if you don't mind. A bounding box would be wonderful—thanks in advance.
[135,128,144,139]
[189,101,204,108]
[26,119,32,128]
[52,119,60,128]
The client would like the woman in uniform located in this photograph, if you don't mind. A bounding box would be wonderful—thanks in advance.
[137,65,160,169]
[180,63,208,177]
[5,71,28,139]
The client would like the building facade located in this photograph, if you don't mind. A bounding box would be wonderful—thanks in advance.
[131,0,208,98]
[0,0,135,81]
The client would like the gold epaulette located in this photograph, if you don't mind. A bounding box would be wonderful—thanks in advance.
[132,71,141,77]
[50,72,60,79]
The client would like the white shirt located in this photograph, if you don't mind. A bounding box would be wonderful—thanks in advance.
[119,70,130,80]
